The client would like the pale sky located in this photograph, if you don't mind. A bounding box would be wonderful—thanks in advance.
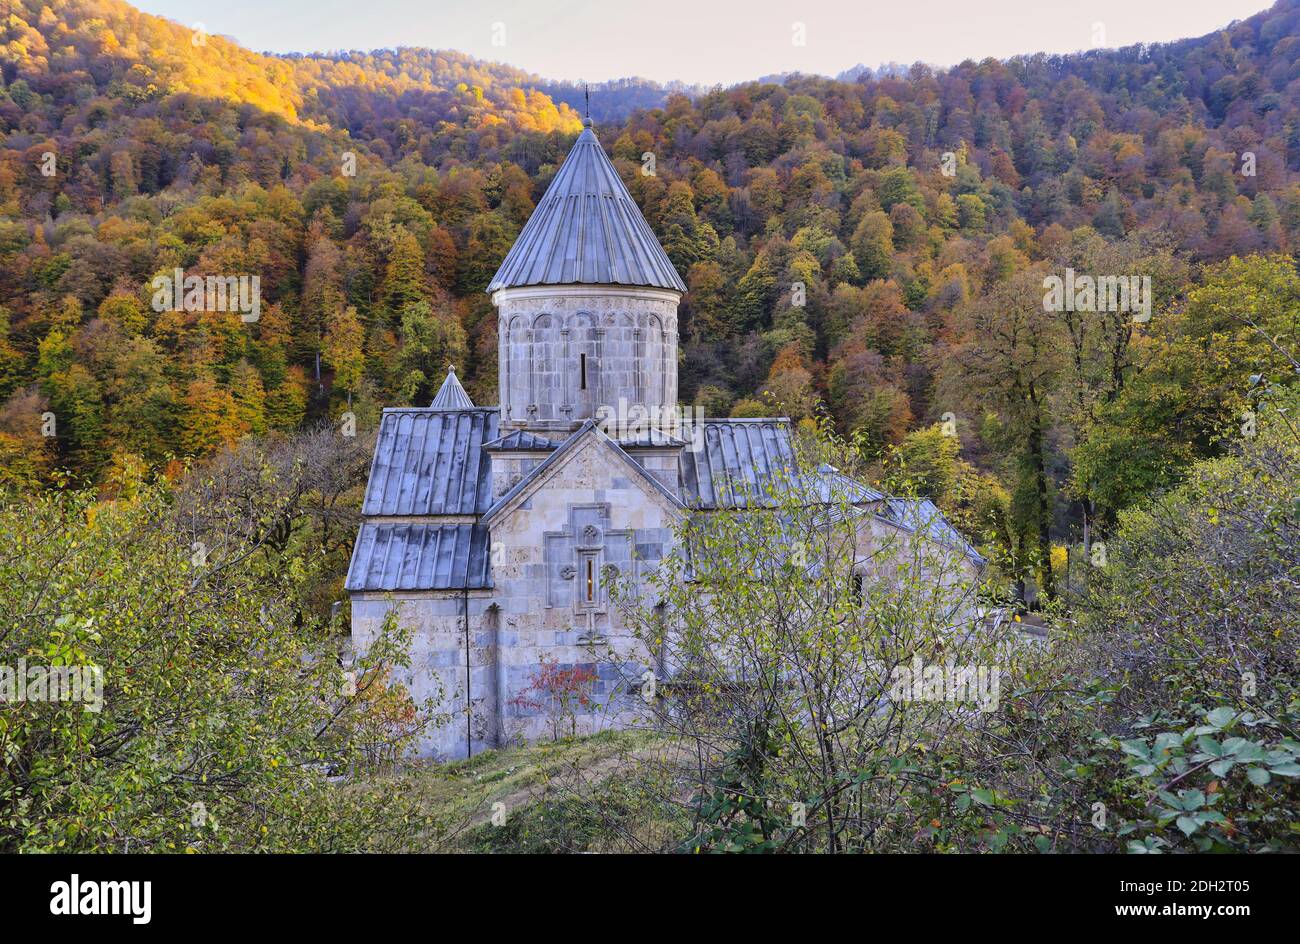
[132,0,1270,85]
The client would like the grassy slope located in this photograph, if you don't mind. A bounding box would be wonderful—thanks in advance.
[389,729,684,852]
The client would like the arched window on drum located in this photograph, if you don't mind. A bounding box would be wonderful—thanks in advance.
[642,313,665,412]
[567,312,599,418]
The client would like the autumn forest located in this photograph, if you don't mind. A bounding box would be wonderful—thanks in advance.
[1,0,1298,856]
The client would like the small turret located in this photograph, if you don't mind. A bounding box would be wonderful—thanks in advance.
[430,365,475,410]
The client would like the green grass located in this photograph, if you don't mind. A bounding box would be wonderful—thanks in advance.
[390,729,678,850]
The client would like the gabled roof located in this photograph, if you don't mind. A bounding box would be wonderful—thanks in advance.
[361,408,498,516]
[346,522,492,591]
[617,429,688,449]
[486,122,687,294]
[430,366,475,410]
[678,419,799,509]
[797,463,885,505]
[482,429,561,451]
[881,498,987,566]
[482,420,685,525]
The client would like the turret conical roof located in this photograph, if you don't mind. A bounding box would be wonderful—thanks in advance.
[430,365,475,410]
[486,121,687,294]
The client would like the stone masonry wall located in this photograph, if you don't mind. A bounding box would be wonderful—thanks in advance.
[494,285,680,429]
[352,431,684,761]
[486,432,683,748]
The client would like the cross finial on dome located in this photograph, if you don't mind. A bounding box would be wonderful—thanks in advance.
[485,91,686,294]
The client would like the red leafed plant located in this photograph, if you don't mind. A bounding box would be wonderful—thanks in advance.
[508,658,599,741]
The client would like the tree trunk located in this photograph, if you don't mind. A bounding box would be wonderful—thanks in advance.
[1026,394,1055,603]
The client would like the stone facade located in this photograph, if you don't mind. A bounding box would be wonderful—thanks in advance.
[349,591,501,756]
[345,121,987,761]
[482,429,684,745]
[349,422,685,759]
[494,285,680,430]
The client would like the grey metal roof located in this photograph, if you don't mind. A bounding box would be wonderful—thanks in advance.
[482,429,560,451]
[361,408,498,516]
[617,429,688,448]
[430,367,475,410]
[882,498,987,565]
[678,419,799,509]
[483,420,685,524]
[346,522,492,591]
[486,123,687,293]
[797,463,885,505]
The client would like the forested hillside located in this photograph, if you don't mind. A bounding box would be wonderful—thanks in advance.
[2,0,1299,596]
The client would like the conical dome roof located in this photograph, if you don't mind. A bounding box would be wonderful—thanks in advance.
[430,365,475,410]
[486,122,687,293]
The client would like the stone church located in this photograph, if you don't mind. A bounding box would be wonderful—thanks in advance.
[346,118,985,760]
